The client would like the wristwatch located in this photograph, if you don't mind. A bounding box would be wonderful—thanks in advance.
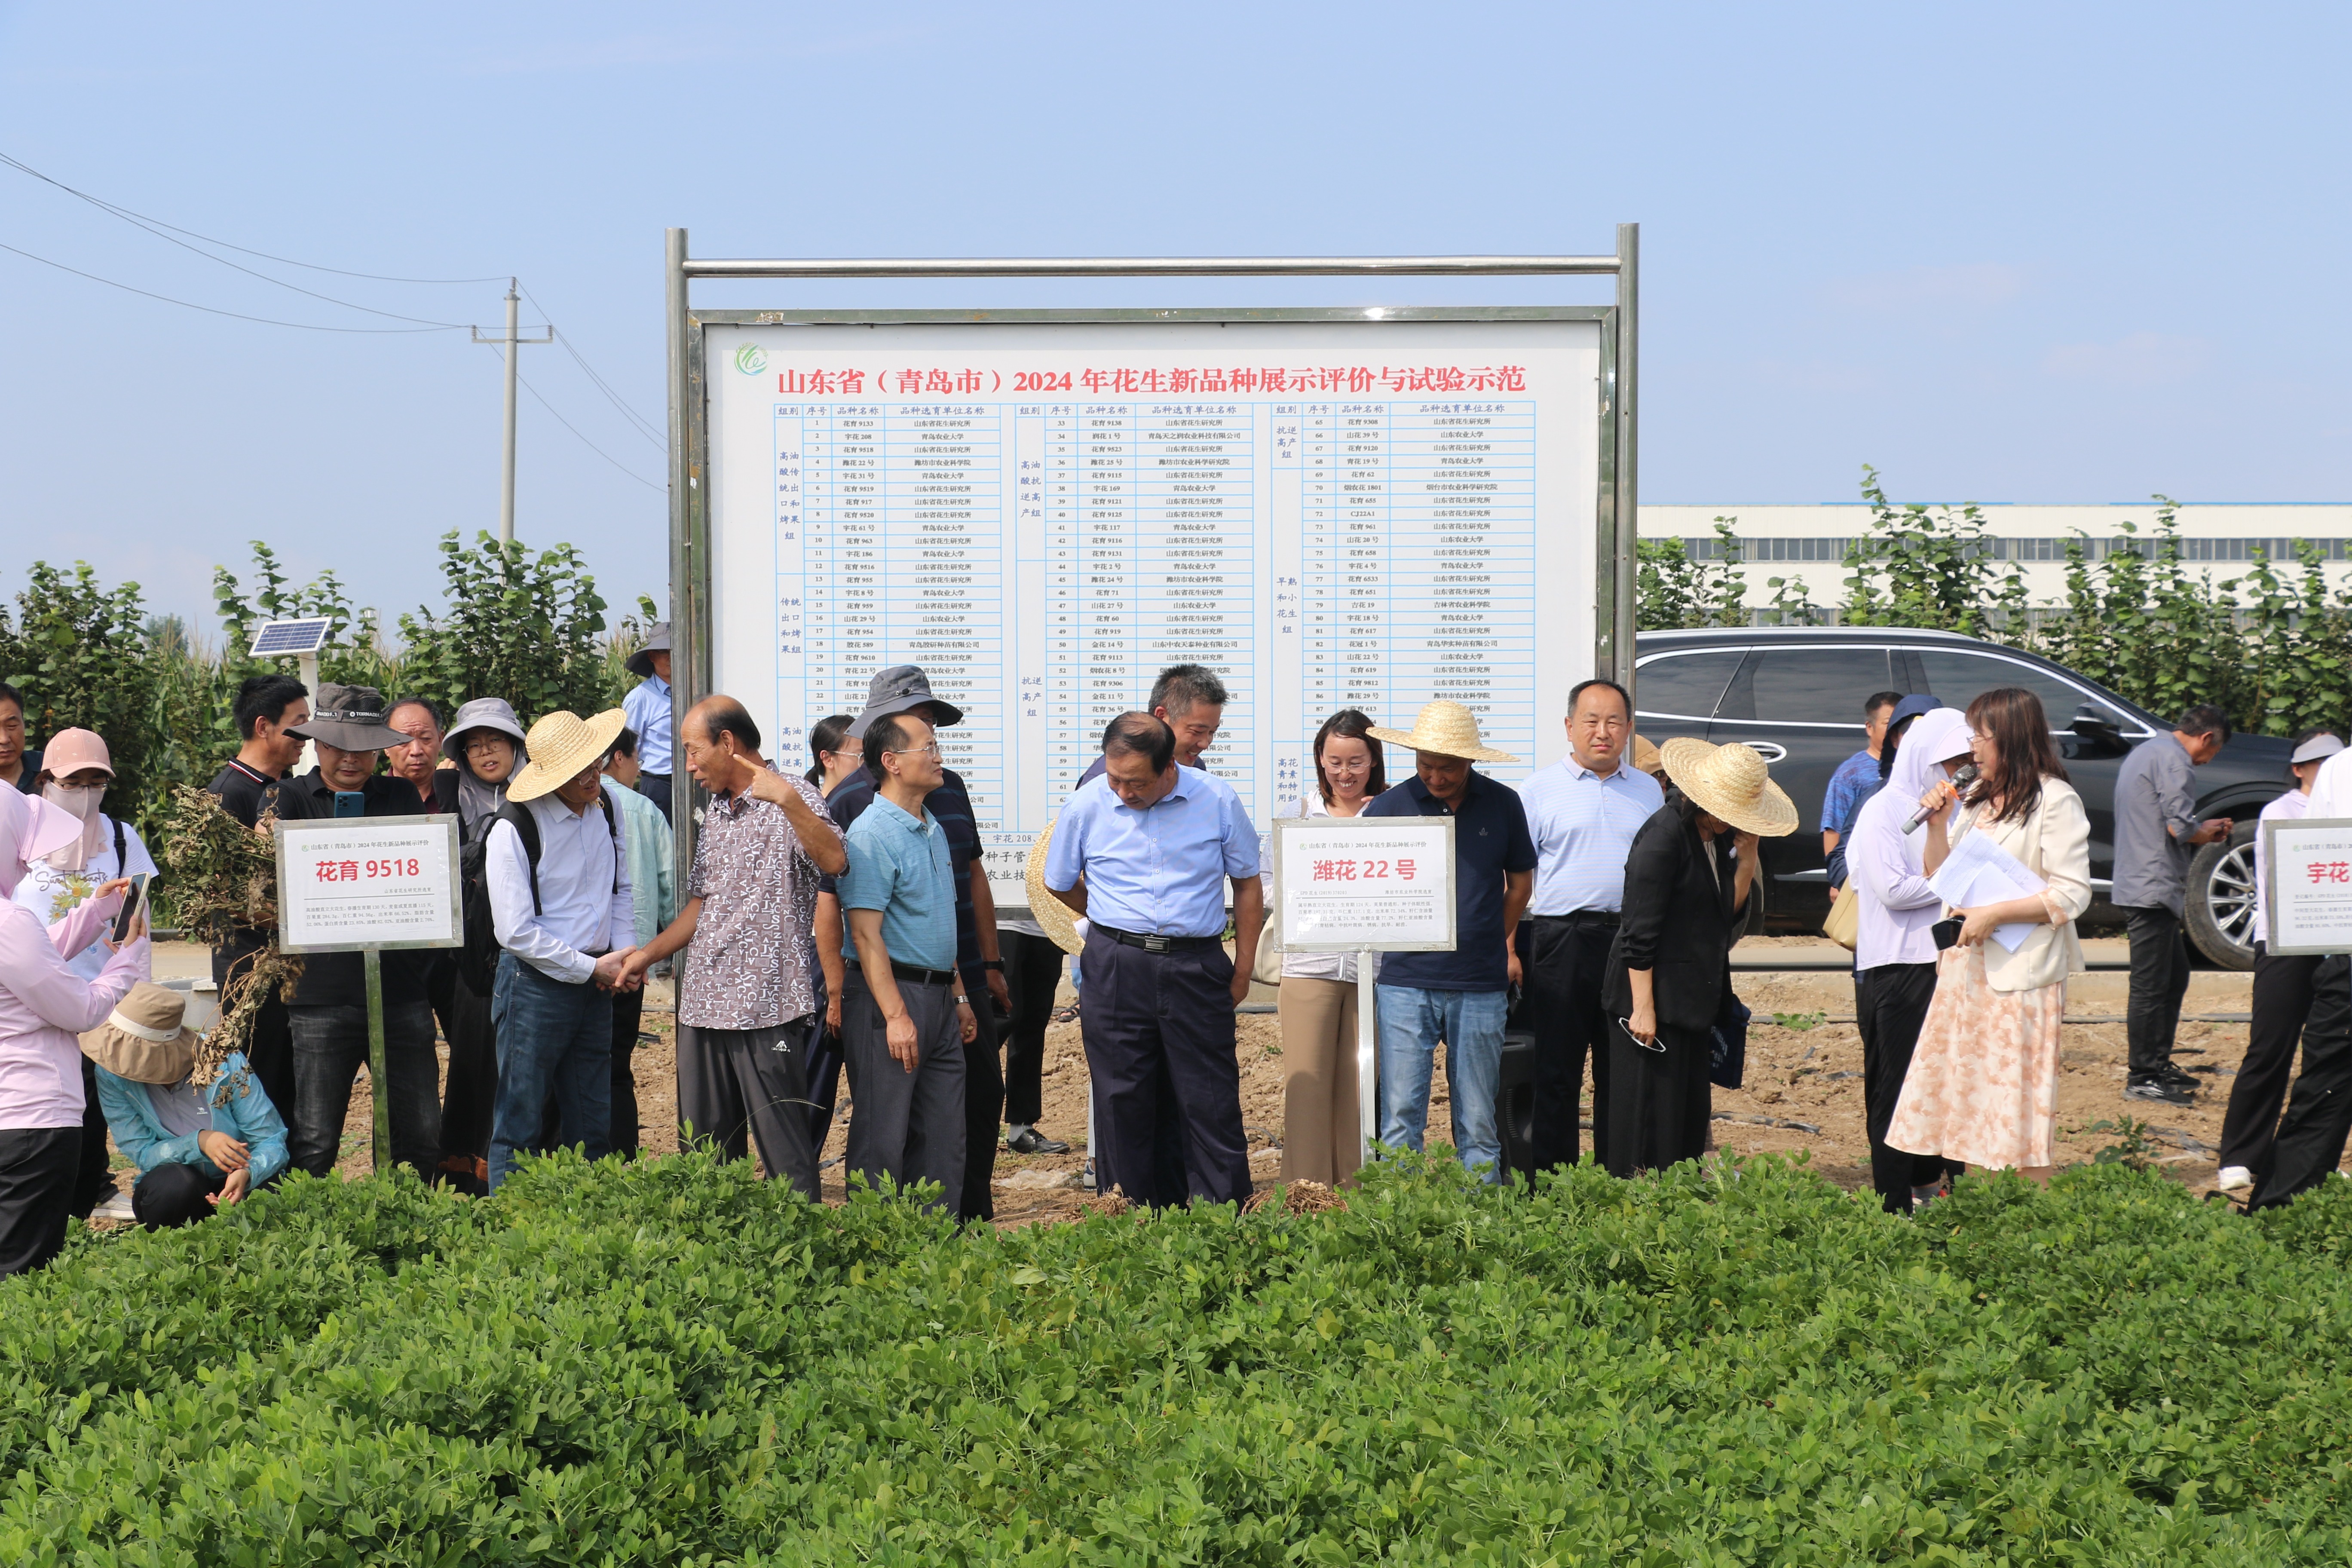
[982,959,1004,972]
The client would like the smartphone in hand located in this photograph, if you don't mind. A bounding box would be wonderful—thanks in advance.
[111,873,152,944]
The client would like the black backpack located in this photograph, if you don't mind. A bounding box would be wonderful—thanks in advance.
[454,791,622,994]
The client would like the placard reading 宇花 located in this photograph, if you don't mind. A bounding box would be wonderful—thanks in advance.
[2266,817,2352,956]
[275,818,462,953]
[1274,816,1455,952]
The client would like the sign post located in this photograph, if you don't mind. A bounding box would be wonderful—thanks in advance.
[274,818,463,1173]
[1271,816,1456,1164]
[2263,817,2352,956]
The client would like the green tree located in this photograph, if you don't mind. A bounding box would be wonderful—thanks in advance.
[1837,466,2027,637]
[397,531,611,725]
[0,561,156,804]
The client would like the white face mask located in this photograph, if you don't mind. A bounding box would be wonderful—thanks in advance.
[41,782,101,821]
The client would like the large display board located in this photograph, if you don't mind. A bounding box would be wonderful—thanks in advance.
[701,311,1608,894]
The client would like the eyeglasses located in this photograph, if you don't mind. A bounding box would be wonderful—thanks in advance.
[886,741,943,760]
[464,737,509,756]
[1322,756,1372,772]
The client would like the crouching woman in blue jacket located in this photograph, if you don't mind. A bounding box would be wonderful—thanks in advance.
[88,983,288,1228]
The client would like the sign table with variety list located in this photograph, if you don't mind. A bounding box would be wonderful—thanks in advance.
[2263,817,2352,955]
[704,317,1603,897]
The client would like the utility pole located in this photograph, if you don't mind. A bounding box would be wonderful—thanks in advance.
[473,280,552,544]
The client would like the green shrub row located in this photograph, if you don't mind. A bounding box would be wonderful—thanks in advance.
[0,534,652,855]
[1639,467,2352,739]
[4,1154,2350,1564]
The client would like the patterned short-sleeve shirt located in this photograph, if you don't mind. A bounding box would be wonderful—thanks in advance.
[679,768,832,1031]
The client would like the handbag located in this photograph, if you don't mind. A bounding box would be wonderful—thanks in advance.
[1251,919,1284,986]
[1709,994,1751,1090]
[1821,885,1860,952]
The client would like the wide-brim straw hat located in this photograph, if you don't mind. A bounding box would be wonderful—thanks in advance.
[1631,733,1665,778]
[625,622,671,679]
[1023,818,1085,956]
[80,981,200,1085]
[1658,738,1800,838]
[506,708,629,803]
[1364,700,1519,765]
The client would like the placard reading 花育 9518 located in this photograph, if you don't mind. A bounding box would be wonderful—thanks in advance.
[274,818,462,953]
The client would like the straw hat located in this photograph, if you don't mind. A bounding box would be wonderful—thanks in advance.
[80,981,200,1085]
[1630,732,1665,778]
[1365,700,1519,764]
[1658,738,1800,838]
[506,708,629,803]
[1023,818,1085,956]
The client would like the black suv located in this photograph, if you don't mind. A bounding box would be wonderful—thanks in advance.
[1632,627,2293,968]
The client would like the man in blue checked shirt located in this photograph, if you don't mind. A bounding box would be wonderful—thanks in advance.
[1044,712,1264,1208]
[1515,679,1663,1173]
[1821,691,1904,862]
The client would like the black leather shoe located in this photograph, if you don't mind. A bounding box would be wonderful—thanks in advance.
[1005,1128,1072,1155]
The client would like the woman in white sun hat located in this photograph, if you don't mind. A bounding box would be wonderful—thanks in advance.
[1604,737,1795,1176]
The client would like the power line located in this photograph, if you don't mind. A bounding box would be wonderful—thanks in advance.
[0,239,465,333]
[0,151,506,285]
[487,346,665,492]
[1,151,473,326]
[517,282,664,449]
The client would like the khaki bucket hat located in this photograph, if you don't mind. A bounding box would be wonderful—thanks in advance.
[1364,701,1519,765]
[80,981,200,1084]
[505,709,629,803]
[1023,818,1086,956]
[1658,738,1801,837]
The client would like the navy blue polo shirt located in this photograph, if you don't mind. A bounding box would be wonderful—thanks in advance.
[1362,769,1537,992]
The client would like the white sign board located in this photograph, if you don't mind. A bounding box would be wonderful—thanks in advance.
[2264,817,2352,956]
[1273,815,1456,953]
[274,818,462,953]
[701,312,1606,902]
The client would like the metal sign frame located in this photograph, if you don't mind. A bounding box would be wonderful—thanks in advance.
[662,231,1640,882]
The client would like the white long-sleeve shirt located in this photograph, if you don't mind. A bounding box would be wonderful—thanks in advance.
[485,793,634,984]
[2251,788,2311,949]
[1850,709,1975,972]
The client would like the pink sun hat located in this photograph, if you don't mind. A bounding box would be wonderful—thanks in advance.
[40,727,114,778]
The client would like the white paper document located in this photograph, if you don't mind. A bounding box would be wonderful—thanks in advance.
[1928,830,2047,952]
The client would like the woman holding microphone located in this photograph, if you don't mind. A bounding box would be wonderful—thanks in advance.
[1886,687,2092,1187]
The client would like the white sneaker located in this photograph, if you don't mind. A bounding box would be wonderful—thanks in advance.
[2216,1166,2254,1194]
[93,1190,138,1222]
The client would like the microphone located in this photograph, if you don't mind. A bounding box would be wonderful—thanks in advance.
[1903,764,1979,835]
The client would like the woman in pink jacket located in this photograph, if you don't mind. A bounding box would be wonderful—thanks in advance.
[0,787,146,1274]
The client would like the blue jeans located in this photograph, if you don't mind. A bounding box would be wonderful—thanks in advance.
[1376,984,1507,1181]
[488,953,613,1192]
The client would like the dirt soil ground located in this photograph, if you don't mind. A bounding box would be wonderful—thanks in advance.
[112,945,2292,1229]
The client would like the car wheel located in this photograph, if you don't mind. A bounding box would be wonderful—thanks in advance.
[2184,821,2258,971]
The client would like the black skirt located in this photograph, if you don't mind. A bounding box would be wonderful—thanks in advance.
[1603,1019,1712,1178]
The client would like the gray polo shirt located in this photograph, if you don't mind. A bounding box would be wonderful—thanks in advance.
[2110,734,2203,915]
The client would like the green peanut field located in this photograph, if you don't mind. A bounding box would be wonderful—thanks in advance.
[4,1151,2349,1565]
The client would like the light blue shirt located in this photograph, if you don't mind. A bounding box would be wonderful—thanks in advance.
[602,778,676,946]
[1045,766,1262,938]
[1517,756,1665,916]
[94,1050,290,1191]
[622,674,674,774]
[839,795,958,972]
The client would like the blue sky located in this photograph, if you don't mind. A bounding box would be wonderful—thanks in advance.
[2,1,2345,635]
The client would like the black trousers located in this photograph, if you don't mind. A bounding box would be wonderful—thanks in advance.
[677,1018,821,1200]
[957,989,1004,1222]
[2220,944,2320,1175]
[999,929,1066,1128]
[0,1127,80,1276]
[609,987,645,1158]
[132,1162,227,1229]
[440,975,499,1168]
[1078,929,1250,1207]
[804,1020,845,1152]
[634,772,673,824]
[1854,962,1963,1213]
[213,939,296,1126]
[1516,916,1614,1172]
[2121,905,2193,1079]
[1602,1020,1711,1179]
[72,1057,115,1219]
[2250,954,2352,1211]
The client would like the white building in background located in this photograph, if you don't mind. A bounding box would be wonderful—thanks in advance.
[1640,503,2352,613]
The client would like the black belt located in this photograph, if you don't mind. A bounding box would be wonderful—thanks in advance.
[1535,910,1620,929]
[890,961,957,987]
[1093,924,1223,954]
